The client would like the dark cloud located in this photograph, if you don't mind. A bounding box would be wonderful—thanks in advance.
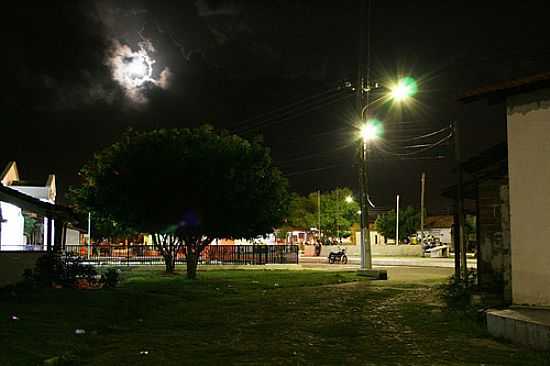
[1,2,122,111]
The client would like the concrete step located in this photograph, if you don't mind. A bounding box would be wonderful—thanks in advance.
[487,308,550,351]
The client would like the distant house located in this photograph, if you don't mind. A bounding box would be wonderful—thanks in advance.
[421,215,453,246]
[459,72,550,350]
[0,161,80,251]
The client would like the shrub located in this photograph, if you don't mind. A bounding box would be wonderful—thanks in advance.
[33,252,66,286]
[439,269,477,310]
[100,268,120,288]
[26,253,97,288]
[65,256,97,285]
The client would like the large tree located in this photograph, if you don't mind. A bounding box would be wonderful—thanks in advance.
[374,207,420,242]
[70,126,289,278]
[281,188,360,241]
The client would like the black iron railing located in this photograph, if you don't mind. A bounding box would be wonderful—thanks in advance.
[63,244,299,265]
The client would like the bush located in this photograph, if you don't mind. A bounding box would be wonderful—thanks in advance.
[439,269,477,310]
[26,252,98,288]
[100,268,120,288]
[65,256,97,285]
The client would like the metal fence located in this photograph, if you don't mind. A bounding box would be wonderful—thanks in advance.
[63,244,299,265]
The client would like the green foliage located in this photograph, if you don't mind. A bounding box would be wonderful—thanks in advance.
[67,189,136,241]
[285,193,317,229]
[26,252,97,288]
[22,213,40,243]
[374,206,420,241]
[33,252,66,286]
[283,188,360,240]
[319,188,360,239]
[439,269,478,310]
[70,126,289,277]
[100,268,120,288]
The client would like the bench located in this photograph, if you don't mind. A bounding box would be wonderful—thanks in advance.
[425,245,449,258]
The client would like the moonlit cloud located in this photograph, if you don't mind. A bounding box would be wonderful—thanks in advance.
[107,39,171,103]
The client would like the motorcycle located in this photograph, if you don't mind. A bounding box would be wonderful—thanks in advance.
[328,247,348,264]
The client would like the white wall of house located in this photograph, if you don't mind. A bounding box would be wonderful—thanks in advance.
[10,186,51,202]
[66,228,81,245]
[507,89,550,306]
[419,228,452,245]
[0,202,25,248]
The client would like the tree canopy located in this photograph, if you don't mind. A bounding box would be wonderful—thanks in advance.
[69,126,289,277]
[282,188,360,241]
[374,206,420,242]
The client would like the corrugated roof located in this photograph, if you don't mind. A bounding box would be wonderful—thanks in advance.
[460,72,550,103]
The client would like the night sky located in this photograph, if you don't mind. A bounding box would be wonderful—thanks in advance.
[2,1,550,213]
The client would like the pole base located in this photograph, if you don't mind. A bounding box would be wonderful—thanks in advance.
[357,269,388,280]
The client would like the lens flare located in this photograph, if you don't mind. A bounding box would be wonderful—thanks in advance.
[390,77,417,101]
[359,119,381,142]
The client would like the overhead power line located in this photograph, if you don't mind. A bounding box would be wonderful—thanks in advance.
[384,126,451,143]
[231,84,352,133]
[375,133,453,157]
[235,92,354,133]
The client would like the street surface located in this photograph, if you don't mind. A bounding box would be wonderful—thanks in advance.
[300,255,476,269]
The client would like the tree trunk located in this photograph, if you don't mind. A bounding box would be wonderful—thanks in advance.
[163,253,175,273]
[185,247,200,279]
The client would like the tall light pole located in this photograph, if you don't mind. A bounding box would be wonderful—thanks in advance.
[358,123,379,270]
[396,194,400,245]
[317,190,321,242]
[420,172,426,244]
[87,212,91,259]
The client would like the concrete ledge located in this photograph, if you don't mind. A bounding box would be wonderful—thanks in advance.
[357,269,388,280]
[0,252,43,287]
[487,308,550,350]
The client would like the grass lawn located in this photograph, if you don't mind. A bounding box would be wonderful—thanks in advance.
[1,266,549,365]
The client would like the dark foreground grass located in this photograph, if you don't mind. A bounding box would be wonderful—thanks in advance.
[1,267,549,366]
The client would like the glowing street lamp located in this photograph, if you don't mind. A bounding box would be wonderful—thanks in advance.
[345,195,354,204]
[359,119,381,143]
[390,76,417,102]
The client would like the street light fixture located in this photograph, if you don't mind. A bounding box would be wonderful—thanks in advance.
[359,123,378,142]
[345,195,354,204]
[389,76,417,102]
[356,75,417,277]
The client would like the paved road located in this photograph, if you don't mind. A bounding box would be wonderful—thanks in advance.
[300,255,476,268]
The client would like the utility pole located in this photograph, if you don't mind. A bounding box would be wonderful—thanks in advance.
[336,190,340,243]
[317,190,321,241]
[420,172,426,244]
[87,212,91,259]
[396,194,400,245]
[452,121,467,280]
[358,0,372,271]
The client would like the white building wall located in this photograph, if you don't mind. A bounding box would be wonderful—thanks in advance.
[507,90,550,306]
[66,228,81,245]
[0,202,25,249]
[10,186,51,202]
[420,228,452,245]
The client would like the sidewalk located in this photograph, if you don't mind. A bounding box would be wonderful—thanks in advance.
[300,255,476,269]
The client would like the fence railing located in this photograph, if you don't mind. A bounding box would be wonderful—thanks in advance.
[63,244,299,265]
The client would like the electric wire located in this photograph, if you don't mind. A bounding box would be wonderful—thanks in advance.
[276,143,355,166]
[236,93,354,133]
[231,86,348,132]
[383,126,451,143]
[374,133,453,157]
